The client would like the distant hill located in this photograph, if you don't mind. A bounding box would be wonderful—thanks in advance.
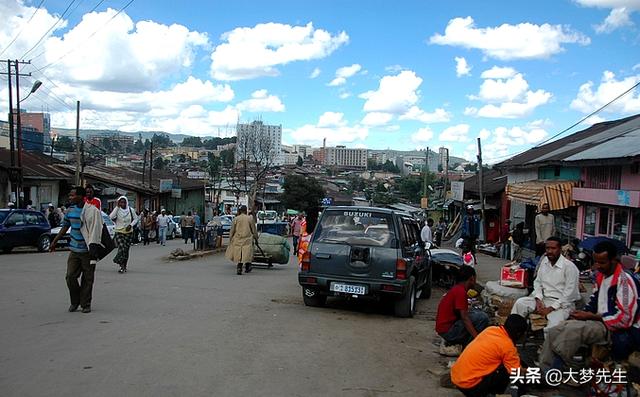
[50,128,231,143]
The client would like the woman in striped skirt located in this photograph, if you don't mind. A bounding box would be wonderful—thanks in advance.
[110,196,139,273]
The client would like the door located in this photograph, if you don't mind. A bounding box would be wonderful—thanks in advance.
[400,218,425,282]
[2,212,26,248]
[25,212,47,245]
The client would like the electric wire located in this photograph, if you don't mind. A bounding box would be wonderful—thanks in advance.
[0,0,47,58]
[21,0,79,59]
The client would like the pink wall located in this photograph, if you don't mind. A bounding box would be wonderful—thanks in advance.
[573,188,640,207]
[622,166,640,190]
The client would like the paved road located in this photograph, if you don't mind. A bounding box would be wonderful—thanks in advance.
[0,239,468,397]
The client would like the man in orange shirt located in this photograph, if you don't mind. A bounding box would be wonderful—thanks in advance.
[451,314,527,397]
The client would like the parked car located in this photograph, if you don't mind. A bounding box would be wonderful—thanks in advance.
[298,206,432,317]
[220,215,233,235]
[51,211,116,248]
[430,248,464,288]
[0,209,51,253]
[171,216,182,238]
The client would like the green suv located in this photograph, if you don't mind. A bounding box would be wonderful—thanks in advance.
[298,206,432,317]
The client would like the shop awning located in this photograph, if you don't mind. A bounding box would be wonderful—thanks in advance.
[506,180,576,210]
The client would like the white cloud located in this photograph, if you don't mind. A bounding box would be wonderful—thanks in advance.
[574,0,640,8]
[595,7,634,32]
[467,67,552,118]
[328,63,362,86]
[43,8,209,92]
[439,124,471,142]
[309,67,321,78]
[411,127,435,144]
[360,70,422,114]
[361,112,394,126]
[455,57,471,77]
[318,111,347,127]
[210,22,349,80]
[385,64,405,73]
[339,91,351,99]
[399,106,452,123]
[571,70,640,114]
[633,63,640,71]
[236,89,285,112]
[480,66,517,79]
[290,112,368,146]
[429,16,590,60]
[480,122,550,163]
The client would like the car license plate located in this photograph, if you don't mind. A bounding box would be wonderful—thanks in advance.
[330,283,366,295]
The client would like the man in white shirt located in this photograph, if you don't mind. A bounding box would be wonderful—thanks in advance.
[421,218,434,245]
[511,236,580,334]
[156,209,170,246]
[535,203,555,256]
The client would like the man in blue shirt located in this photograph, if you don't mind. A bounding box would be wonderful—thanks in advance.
[51,186,101,313]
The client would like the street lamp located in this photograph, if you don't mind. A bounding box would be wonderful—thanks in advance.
[15,79,43,207]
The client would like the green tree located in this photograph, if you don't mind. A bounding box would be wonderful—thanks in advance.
[55,136,75,152]
[153,156,165,170]
[280,175,325,231]
[220,149,234,167]
[133,139,144,153]
[372,192,396,205]
[438,164,443,172]
[296,156,304,166]
[375,182,387,192]
[464,163,478,172]
[182,136,203,147]
[152,133,173,148]
[381,160,400,174]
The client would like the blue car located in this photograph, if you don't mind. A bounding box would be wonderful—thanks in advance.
[0,209,51,253]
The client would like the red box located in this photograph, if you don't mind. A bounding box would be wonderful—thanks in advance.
[500,265,528,289]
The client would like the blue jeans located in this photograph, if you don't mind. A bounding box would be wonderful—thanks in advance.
[158,227,167,245]
[440,310,490,346]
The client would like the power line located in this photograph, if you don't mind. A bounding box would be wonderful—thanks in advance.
[31,0,136,74]
[0,0,47,58]
[28,0,108,62]
[21,0,79,59]
[533,79,640,148]
[488,79,640,164]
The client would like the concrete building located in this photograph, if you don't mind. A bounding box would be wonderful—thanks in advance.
[293,144,311,158]
[236,121,283,166]
[0,121,9,150]
[439,147,449,170]
[323,146,368,169]
[13,110,51,148]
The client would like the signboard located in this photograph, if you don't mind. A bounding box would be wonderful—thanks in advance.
[171,189,182,198]
[420,197,428,209]
[450,181,464,202]
[617,190,631,206]
[159,179,173,193]
[187,171,207,179]
[321,197,334,206]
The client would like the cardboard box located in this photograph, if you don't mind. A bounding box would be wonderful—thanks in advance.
[500,265,528,289]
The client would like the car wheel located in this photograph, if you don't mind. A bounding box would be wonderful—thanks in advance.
[37,235,51,252]
[302,287,327,307]
[394,276,416,318]
[420,267,432,300]
[171,230,176,240]
[2,247,13,254]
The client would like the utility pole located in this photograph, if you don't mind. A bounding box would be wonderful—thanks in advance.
[142,149,147,186]
[477,138,485,231]
[80,139,85,185]
[444,147,449,198]
[149,140,153,187]
[6,60,15,168]
[75,101,81,185]
[423,147,429,197]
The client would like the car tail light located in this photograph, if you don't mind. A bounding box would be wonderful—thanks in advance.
[301,252,311,272]
[382,284,400,292]
[396,259,407,280]
[305,277,317,284]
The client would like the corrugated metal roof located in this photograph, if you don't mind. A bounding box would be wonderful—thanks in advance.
[564,128,640,161]
[497,114,640,168]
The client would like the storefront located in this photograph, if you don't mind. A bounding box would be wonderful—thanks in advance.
[574,184,640,254]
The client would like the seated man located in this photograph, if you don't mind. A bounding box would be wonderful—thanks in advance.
[436,265,489,347]
[451,314,527,397]
[540,241,640,369]
[511,236,580,333]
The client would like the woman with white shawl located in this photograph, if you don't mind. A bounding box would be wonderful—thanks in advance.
[109,196,139,273]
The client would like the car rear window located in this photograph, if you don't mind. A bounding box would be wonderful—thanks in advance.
[314,210,395,247]
[0,211,8,223]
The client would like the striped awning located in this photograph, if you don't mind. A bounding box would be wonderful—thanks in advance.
[506,180,577,210]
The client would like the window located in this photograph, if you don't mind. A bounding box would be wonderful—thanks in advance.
[6,213,25,226]
[584,206,597,236]
[599,208,610,235]
[613,208,629,244]
[26,213,45,225]
[314,211,394,247]
[631,209,640,255]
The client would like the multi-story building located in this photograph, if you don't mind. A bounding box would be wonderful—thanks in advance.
[236,121,283,166]
[323,146,368,169]
[10,110,51,151]
[87,133,134,148]
[0,121,9,149]
[293,144,311,159]
[439,147,449,170]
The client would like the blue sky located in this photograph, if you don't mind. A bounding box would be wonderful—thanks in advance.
[1,0,639,162]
